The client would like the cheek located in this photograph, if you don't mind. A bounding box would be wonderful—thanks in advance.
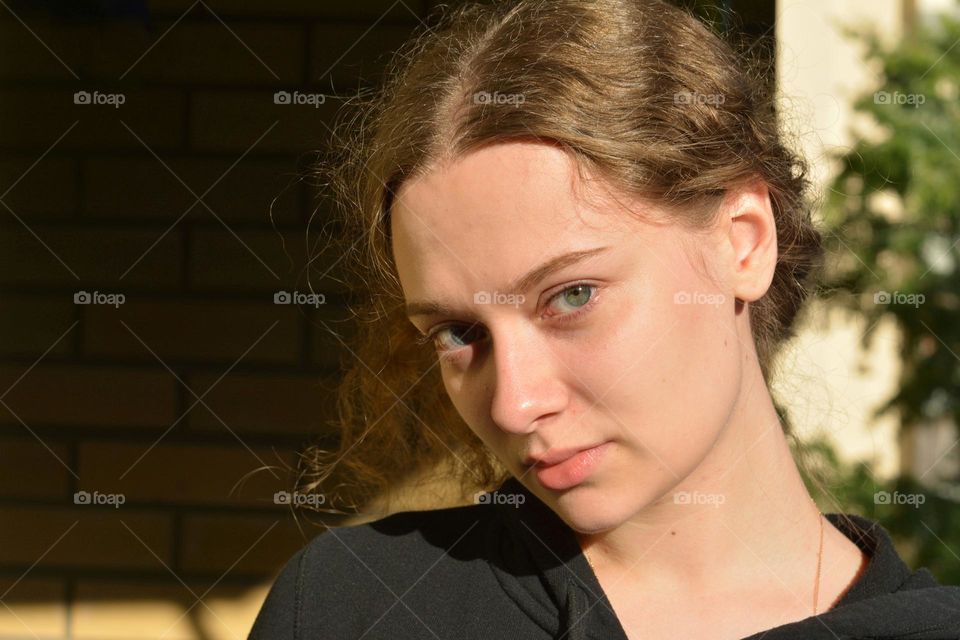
[588,282,741,477]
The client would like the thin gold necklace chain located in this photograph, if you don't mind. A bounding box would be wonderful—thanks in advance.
[581,510,828,615]
[813,510,825,615]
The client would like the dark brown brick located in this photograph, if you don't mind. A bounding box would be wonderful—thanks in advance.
[111,21,304,85]
[0,155,77,218]
[0,363,179,429]
[79,441,299,507]
[186,371,338,436]
[148,0,421,20]
[0,506,172,570]
[0,19,302,84]
[0,294,76,357]
[189,227,349,293]
[83,155,302,224]
[180,512,308,574]
[0,223,183,287]
[0,88,185,152]
[309,23,415,85]
[0,20,144,82]
[189,89,338,153]
[0,437,73,499]
[0,20,78,82]
[82,297,303,365]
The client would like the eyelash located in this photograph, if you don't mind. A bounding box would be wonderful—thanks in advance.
[415,282,601,353]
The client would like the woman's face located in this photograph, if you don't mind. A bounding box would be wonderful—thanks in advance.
[391,140,765,534]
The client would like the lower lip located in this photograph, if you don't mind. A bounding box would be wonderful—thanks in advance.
[533,442,611,491]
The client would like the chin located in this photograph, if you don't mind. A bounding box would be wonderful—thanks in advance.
[551,482,637,534]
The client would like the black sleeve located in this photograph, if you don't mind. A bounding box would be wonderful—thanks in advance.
[246,512,485,639]
[247,544,307,640]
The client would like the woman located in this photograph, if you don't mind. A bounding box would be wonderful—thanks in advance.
[250,0,960,638]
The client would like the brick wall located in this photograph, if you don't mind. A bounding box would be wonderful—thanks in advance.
[0,1,437,637]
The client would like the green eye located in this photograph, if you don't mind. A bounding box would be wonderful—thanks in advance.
[555,284,593,310]
[418,282,600,356]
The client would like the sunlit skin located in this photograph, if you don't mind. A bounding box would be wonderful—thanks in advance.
[391,141,868,638]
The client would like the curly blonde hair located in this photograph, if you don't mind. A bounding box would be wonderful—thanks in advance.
[297,0,824,516]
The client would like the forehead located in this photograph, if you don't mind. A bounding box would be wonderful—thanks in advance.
[395,142,590,237]
[390,142,651,295]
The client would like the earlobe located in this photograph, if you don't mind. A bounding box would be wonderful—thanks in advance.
[727,182,777,304]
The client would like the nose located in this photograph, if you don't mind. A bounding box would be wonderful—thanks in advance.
[487,327,568,435]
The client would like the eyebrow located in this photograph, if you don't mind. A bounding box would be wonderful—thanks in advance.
[404,245,612,319]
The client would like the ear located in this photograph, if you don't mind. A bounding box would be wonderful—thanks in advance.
[723,180,778,303]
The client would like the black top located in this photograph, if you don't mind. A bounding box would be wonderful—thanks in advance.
[249,476,960,639]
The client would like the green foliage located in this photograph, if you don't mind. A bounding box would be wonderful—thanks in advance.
[823,8,960,429]
[816,4,960,584]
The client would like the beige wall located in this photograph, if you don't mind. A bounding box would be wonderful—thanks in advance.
[774,0,908,479]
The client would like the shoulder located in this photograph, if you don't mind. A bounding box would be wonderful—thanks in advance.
[303,502,493,584]
[248,502,498,639]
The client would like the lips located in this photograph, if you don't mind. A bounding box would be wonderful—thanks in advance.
[524,443,605,467]
[525,442,612,491]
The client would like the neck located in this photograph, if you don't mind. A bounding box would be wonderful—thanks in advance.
[575,357,824,602]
